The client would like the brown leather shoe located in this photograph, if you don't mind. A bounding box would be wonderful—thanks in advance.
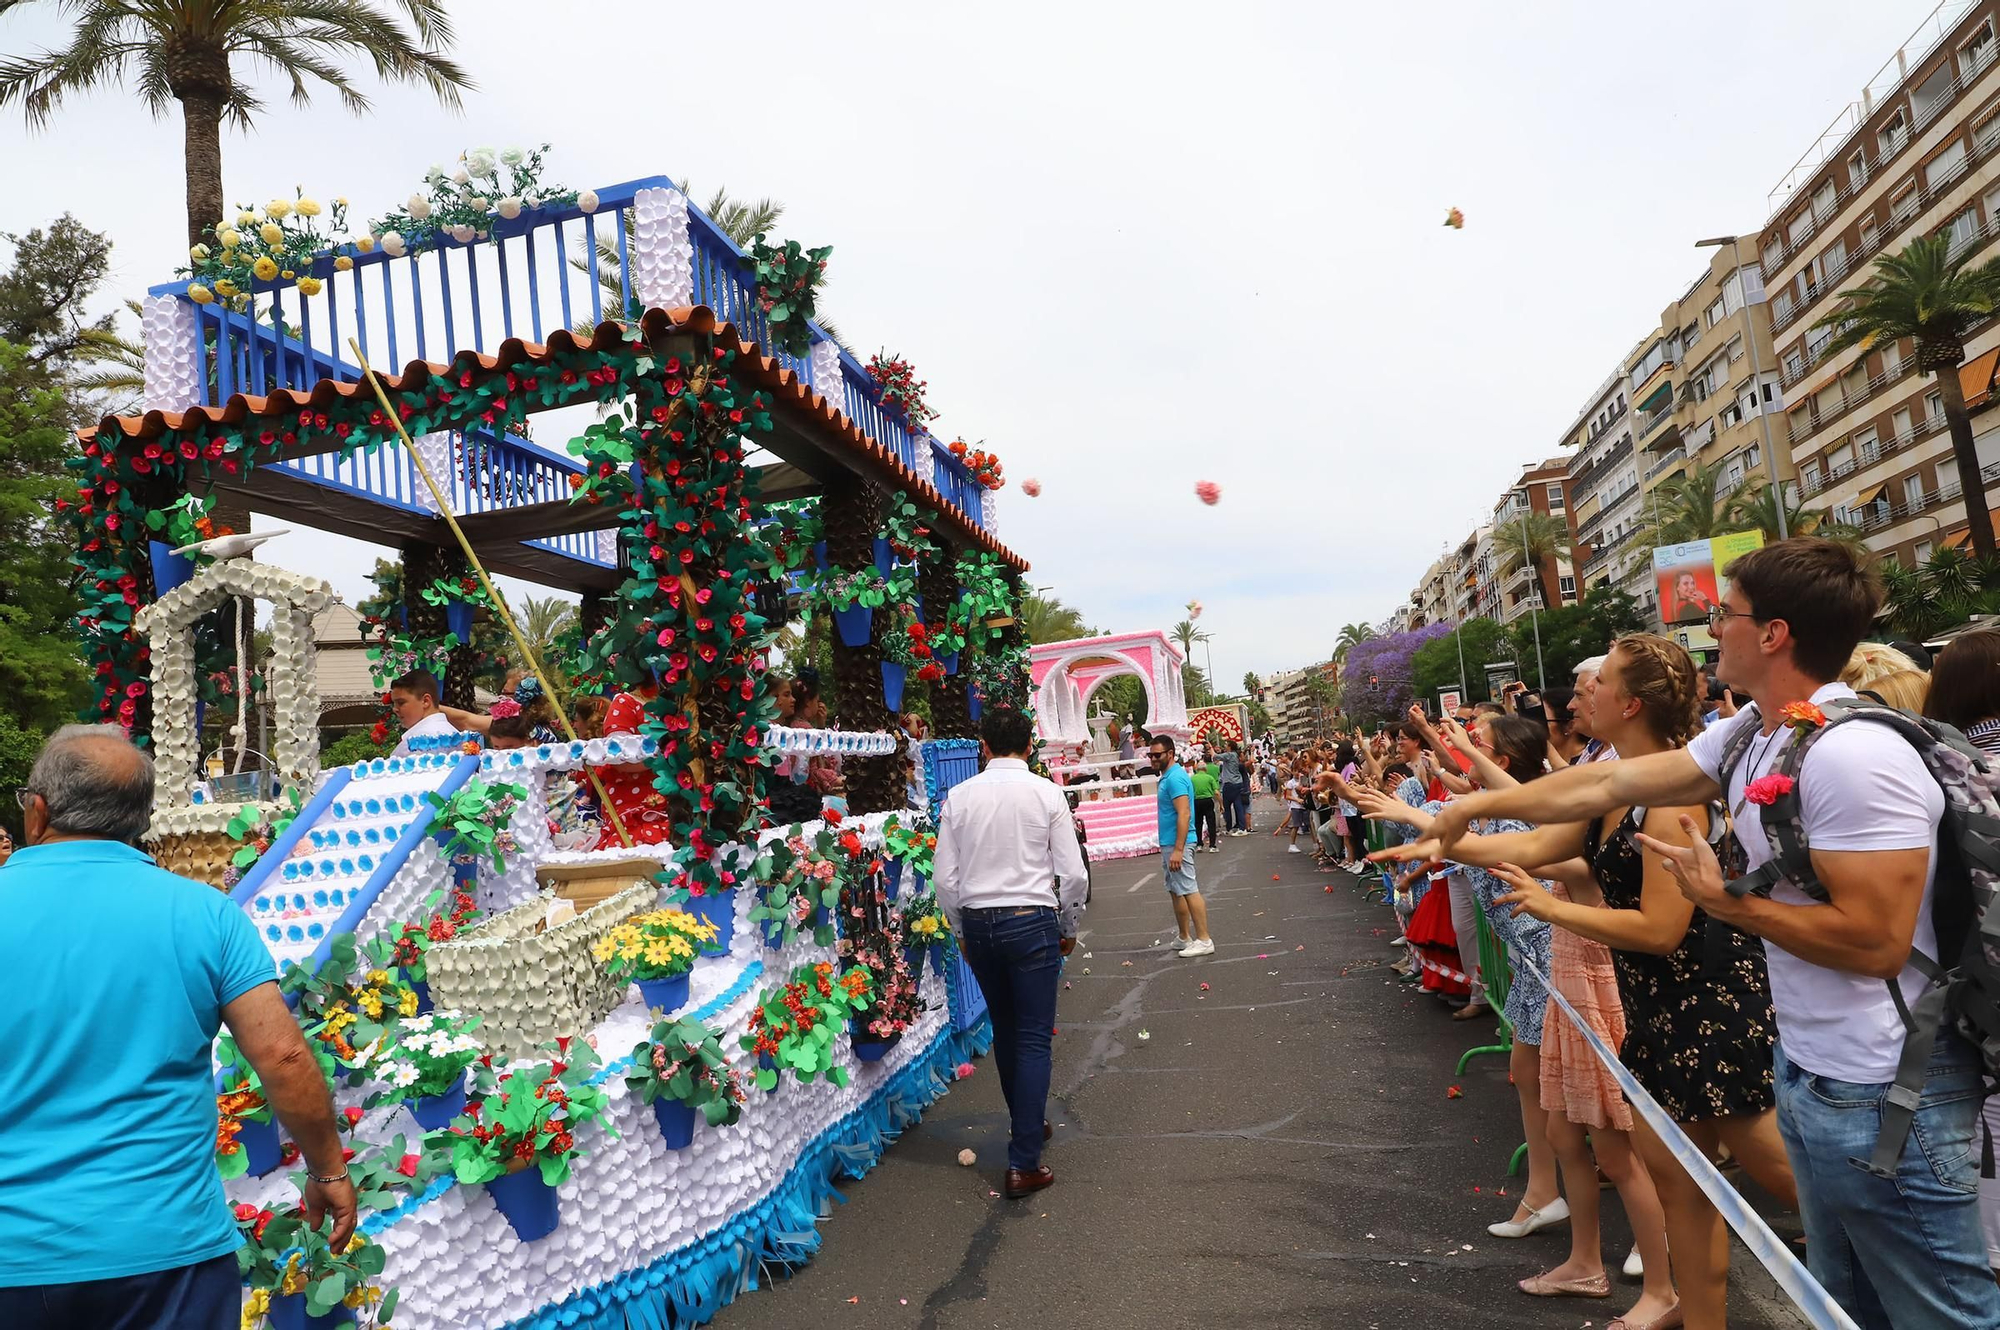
[1004,1165,1054,1198]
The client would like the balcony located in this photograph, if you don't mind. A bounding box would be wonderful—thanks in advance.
[1647,445,1689,480]
[1639,407,1680,444]
[1802,413,1951,498]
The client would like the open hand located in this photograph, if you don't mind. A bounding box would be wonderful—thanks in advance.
[1489,862,1560,922]
[1370,835,1443,865]
[1439,717,1477,757]
[1633,816,1730,913]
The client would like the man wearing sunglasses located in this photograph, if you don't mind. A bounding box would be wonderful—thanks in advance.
[1149,736,1214,957]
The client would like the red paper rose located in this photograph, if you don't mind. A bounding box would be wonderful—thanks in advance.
[1743,773,1796,806]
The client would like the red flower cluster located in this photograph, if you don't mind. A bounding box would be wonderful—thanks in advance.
[947,439,1005,490]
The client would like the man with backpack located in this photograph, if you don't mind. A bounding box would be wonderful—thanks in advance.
[1413,538,2000,1328]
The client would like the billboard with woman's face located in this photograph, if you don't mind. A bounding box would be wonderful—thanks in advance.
[1651,532,1765,625]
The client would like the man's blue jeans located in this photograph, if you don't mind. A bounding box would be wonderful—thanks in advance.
[958,905,1062,1171]
[0,1253,238,1328]
[1773,1034,2000,1329]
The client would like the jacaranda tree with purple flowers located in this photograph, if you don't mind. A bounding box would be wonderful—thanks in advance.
[1339,622,1453,726]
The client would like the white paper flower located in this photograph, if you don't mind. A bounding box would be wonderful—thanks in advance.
[465,149,497,177]
[452,168,470,185]
[450,224,475,243]
[426,164,446,182]
[578,190,599,214]
[500,147,525,168]
[407,195,433,221]
[390,1063,420,1088]
[380,231,406,258]
[497,196,523,220]
[467,195,488,213]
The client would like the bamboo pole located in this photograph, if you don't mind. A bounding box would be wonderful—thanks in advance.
[345,338,634,849]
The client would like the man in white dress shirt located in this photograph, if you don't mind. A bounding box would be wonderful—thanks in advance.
[933,707,1088,1200]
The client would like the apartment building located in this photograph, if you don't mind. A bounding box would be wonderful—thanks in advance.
[1762,0,2000,565]
[1493,457,1579,624]
[1415,553,1455,629]
[1563,367,1654,615]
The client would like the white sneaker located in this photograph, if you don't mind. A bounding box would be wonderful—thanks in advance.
[1177,938,1216,958]
[1486,1196,1570,1239]
[1288,844,1300,854]
[1162,934,1190,949]
[1623,1248,1643,1278]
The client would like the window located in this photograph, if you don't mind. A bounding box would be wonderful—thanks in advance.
[1881,340,1902,379]
[1914,64,1957,127]
[1928,138,1969,191]
[1559,575,1576,598]
[1788,210,1814,248]
[1706,295,1726,328]
[1727,335,1745,363]
[1917,539,1935,563]
[1763,379,1779,405]
[1881,550,1900,570]
[1850,149,1871,190]
[1963,20,1995,78]
[1880,109,1909,157]
[1834,503,1855,525]
[1829,442,1856,476]
[1861,215,1880,254]
[1892,182,1920,223]
[1816,383,1844,419]
[1894,406,1915,441]
[1854,426,1880,465]
[1927,390,1945,424]
[1545,482,1564,507]
[1720,400,1744,429]
[1819,237,1849,284]
[1746,442,1762,470]
[1722,460,1745,490]
[1982,109,2000,155]
[1806,325,1832,361]
[1905,473,1926,508]
[1947,204,1980,253]
[1773,288,1796,324]
[1763,237,1785,271]
[1812,179,1838,221]
[1803,460,1823,493]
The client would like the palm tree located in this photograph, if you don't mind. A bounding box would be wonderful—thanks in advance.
[1170,618,1209,658]
[0,2,473,249]
[1492,509,1573,610]
[517,595,575,658]
[1726,479,1868,554]
[1634,460,1742,548]
[1017,592,1090,645]
[1333,623,1374,661]
[1812,231,2000,558]
[67,297,146,415]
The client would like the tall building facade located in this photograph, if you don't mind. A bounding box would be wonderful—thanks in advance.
[1761,0,2000,564]
[1564,367,1653,615]
[1494,457,1578,624]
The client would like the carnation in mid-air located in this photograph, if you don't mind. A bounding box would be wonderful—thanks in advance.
[1444,207,1465,229]
[1194,480,1221,506]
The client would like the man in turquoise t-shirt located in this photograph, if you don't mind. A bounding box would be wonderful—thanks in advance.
[1148,736,1213,957]
[0,726,355,1328]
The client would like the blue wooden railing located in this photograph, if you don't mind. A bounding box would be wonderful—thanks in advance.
[149,173,987,559]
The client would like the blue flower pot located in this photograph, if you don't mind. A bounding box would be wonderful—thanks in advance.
[930,946,947,977]
[445,600,474,645]
[686,892,734,955]
[409,979,432,1014]
[486,1165,561,1241]
[406,1072,466,1131]
[881,660,906,711]
[967,689,982,722]
[267,1293,356,1330]
[939,652,959,675]
[148,540,195,594]
[850,1021,899,1062]
[761,915,787,949]
[873,536,894,579]
[635,973,690,1015]
[812,540,828,570]
[652,1098,697,1149]
[833,604,872,648]
[239,1114,281,1177]
[883,859,903,900]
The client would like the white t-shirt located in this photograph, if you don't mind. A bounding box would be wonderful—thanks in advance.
[1686,681,1942,1084]
[392,711,459,758]
[1282,778,1302,811]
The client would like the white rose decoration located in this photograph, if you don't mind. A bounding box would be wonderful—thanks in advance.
[500,147,525,168]
[380,231,407,258]
[578,190,599,214]
[426,164,446,182]
[450,223,475,243]
[407,195,433,221]
[497,196,523,220]
[469,195,490,212]
[452,168,470,185]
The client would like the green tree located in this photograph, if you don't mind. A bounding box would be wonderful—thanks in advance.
[1411,617,1509,704]
[1634,460,1742,547]
[1093,672,1145,729]
[1493,509,1574,611]
[1812,231,2000,558]
[1170,617,1208,658]
[0,214,114,386]
[1018,592,1090,645]
[1244,697,1273,737]
[1333,622,1374,661]
[0,1,474,248]
[1510,583,1648,684]
[1182,663,1214,708]
[1725,479,1869,554]
[517,594,577,662]
[0,338,87,733]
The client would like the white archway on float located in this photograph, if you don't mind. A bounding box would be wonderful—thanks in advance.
[1028,630,1188,745]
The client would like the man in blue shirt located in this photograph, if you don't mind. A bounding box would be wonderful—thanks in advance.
[0,726,355,1329]
[1148,735,1213,956]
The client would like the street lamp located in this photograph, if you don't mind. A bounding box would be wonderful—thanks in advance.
[1695,234,1788,541]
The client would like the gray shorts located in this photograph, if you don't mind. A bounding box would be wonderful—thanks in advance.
[1163,854,1199,896]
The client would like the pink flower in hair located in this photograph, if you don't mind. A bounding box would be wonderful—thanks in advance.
[488,698,522,719]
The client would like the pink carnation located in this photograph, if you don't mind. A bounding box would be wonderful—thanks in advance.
[1194,480,1221,506]
[1021,477,1042,498]
[1743,773,1795,806]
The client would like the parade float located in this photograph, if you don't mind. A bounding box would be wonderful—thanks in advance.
[64,149,1031,1329]
[1029,631,1188,860]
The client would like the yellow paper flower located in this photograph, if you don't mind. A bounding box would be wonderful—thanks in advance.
[252,257,279,281]
[218,229,241,249]
[297,276,322,296]
[266,198,292,220]
[333,196,350,208]
[398,987,418,1016]
[189,243,210,261]
[334,255,353,271]
[366,969,389,985]
[357,991,384,1019]
[296,198,322,217]
[237,210,259,227]
[188,284,214,305]
[214,279,239,298]
[354,234,376,253]
[280,270,295,280]
[259,222,283,247]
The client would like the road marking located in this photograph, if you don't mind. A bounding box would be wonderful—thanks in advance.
[1126,872,1156,894]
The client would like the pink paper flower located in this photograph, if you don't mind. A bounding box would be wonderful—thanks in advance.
[1744,772,1795,806]
[1194,480,1221,506]
[1021,477,1042,498]
[488,698,522,719]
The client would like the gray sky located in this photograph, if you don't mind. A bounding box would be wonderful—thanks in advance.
[0,0,1938,690]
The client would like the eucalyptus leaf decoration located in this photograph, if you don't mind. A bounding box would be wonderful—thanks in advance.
[423,779,529,871]
[741,233,832,359]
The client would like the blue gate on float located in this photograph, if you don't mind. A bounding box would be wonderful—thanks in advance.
[922,739,988,1032]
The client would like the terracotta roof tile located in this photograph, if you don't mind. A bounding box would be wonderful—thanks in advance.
[77,305,1026,571]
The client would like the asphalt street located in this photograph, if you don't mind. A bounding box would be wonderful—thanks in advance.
[715,791,1809,1330]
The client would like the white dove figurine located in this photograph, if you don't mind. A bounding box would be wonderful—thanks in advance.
[170,527,290,560]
